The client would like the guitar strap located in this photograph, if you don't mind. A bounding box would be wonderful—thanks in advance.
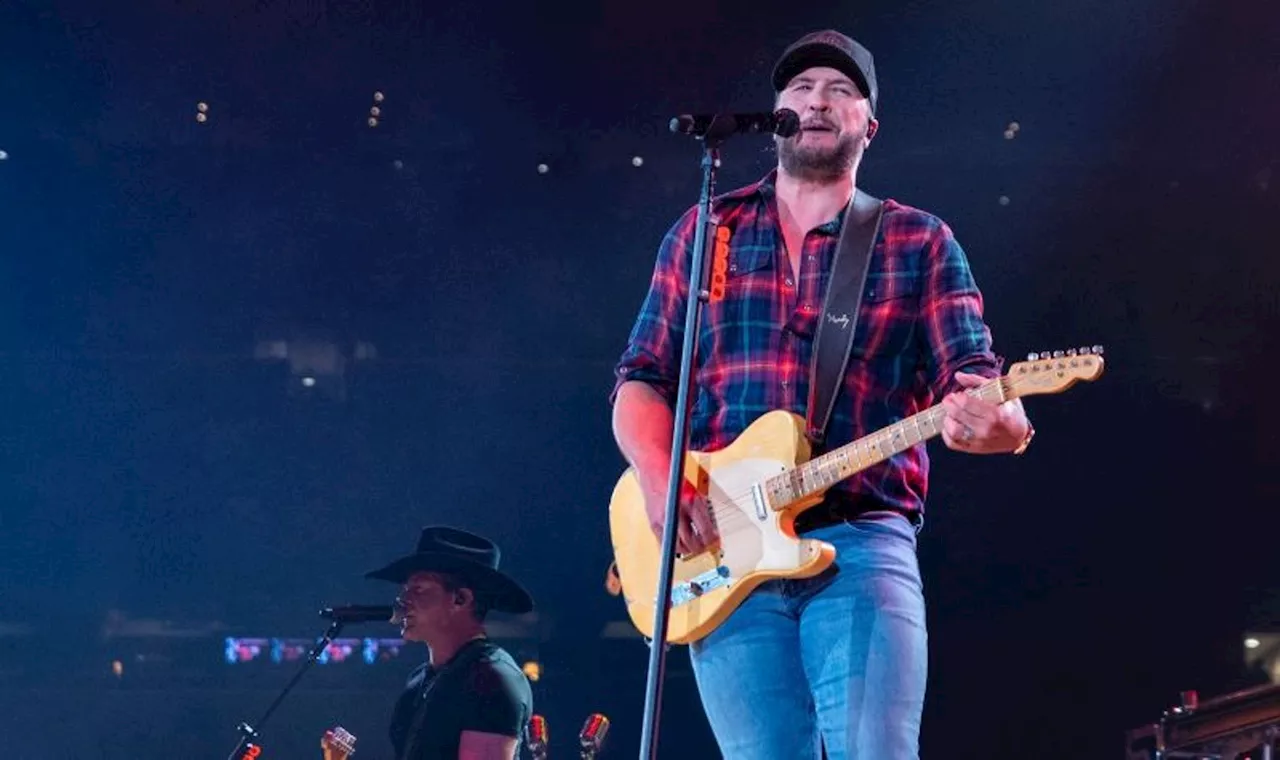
[804,189,884,446]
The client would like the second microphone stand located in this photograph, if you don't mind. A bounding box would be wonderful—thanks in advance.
[224,619,344,760]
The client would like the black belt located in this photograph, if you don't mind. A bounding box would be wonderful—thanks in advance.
[792,491,919,534]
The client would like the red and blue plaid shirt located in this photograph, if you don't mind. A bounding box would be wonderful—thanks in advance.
[611,170,1002,522]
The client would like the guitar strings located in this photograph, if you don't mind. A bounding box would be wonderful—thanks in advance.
[685,376,1025,534]
[696,404,952,529]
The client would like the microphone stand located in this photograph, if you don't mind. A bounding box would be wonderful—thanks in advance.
[224,619,344,760]
[636,114,741,760]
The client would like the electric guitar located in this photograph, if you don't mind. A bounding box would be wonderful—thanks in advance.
[608,347,1105,644]
[320,726,357,760]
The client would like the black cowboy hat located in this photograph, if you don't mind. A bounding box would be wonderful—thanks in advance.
[365,526,534,615]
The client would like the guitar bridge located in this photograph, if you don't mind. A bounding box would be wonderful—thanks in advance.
[671,565,732,605]
[749,482,768,520]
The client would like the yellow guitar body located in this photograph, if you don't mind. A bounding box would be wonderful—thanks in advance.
[608,409,836,645]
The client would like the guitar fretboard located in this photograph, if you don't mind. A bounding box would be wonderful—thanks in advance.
[764,378,1010,508]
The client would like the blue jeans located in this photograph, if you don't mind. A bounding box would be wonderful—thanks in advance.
[689,512,927,759]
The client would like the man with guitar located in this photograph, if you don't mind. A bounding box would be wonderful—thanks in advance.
[325,526,535,760]
[610,30,1037,760]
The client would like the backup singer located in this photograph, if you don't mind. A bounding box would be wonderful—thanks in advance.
[327,526,534,760]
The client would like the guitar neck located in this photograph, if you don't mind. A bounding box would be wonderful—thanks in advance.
[763,376,1012,508]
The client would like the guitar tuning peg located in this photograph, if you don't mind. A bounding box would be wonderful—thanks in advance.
[1026,352,1040,361]
[1066,348,1078,356]
[1053,350,1064,358]
[1092,344,1104,354]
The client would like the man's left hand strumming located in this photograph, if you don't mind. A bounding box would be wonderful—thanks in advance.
[941,370,1034,455]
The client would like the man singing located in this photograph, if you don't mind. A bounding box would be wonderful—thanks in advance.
[344,526,535,760]
[610,30,1034,759]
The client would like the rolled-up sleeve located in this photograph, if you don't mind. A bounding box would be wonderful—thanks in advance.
[918,221,1003,400]
[609,207,697,406]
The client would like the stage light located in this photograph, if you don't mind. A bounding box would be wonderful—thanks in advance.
[632,156,644,167]
[537,163,549,174]
[522,660,542,682]
[0,150,8,160]
[1247,637,1262,649]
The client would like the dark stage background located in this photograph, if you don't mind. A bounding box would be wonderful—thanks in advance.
[2,0,1278,757]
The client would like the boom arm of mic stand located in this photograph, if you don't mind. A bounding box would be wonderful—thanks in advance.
[224,619,345,760]
[636,137,724,760]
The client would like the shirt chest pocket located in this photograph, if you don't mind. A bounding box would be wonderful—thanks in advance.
[728,244,771,278]
[700,243,772,326]
[696,241,773,359]
[852,269,922,359]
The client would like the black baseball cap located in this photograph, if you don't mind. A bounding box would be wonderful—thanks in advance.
[771,30,878,116]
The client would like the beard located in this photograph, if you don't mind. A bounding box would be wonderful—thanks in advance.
[776,126,863,182]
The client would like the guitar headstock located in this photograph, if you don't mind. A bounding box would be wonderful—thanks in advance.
[321,726,357,760]
[1005,345,1105,398]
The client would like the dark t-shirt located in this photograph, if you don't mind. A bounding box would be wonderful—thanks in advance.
[388,638,533,760]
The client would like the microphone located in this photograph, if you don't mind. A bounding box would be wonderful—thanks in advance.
[669,108,800,139]
[318,605,398,624]
[526,715,549,760]
[579,713,610,758]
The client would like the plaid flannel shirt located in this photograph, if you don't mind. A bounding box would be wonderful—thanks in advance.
[611,170,1001,521]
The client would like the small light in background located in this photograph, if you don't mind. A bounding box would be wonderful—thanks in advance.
[1004,121,1020,140]
[0,150,9,161]
[368,117,378,128]
[998,195,1010,206]
[1247,637,1262,649]
[392,159,404,171]
[522,660,542,682]
[373,90,385,103]
[537,163,549,174]
[111,660,124,678]
[301,376,316,387]
[631,156,644,167]
[196,101,209,123]
[604,562,622,596]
